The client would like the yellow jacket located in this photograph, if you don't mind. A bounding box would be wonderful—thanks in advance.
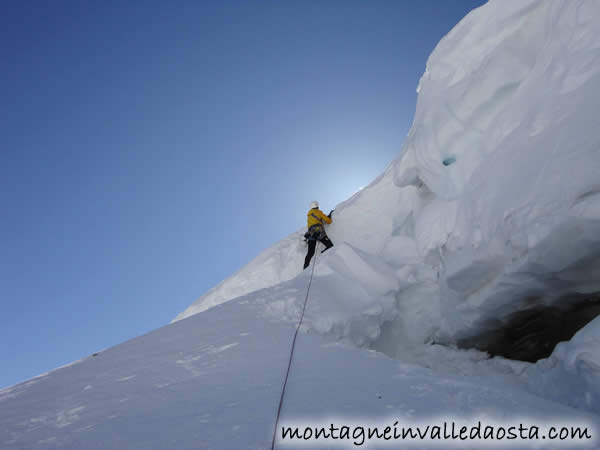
[307,208,332,228]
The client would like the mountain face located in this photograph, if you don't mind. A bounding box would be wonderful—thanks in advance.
[4,1,600,449]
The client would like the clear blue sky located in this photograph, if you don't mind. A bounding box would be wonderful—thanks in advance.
[0,0,486,389]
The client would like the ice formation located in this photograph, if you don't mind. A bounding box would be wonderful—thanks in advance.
[177,0,600,361]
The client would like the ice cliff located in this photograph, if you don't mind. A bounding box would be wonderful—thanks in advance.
[177,0,600,362]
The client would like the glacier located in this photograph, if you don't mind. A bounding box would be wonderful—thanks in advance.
[3,0,600,448]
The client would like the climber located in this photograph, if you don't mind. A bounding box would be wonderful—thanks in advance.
[303,200,334,269]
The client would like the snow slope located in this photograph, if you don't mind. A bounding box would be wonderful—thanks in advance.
[2,286,599,449]
[4,0,600,448]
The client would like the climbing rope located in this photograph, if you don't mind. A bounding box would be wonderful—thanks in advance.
[270,242,319,450]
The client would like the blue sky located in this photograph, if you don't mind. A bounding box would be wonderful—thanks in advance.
[0,0,486,389]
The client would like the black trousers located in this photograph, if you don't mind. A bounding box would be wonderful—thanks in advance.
[303,236,334,269]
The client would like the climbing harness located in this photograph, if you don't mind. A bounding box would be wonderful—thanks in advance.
[270,242,319,450]
[304,224,324,242]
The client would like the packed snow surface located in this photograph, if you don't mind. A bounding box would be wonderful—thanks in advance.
[4,0,600,448]
[2,290,600,449]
